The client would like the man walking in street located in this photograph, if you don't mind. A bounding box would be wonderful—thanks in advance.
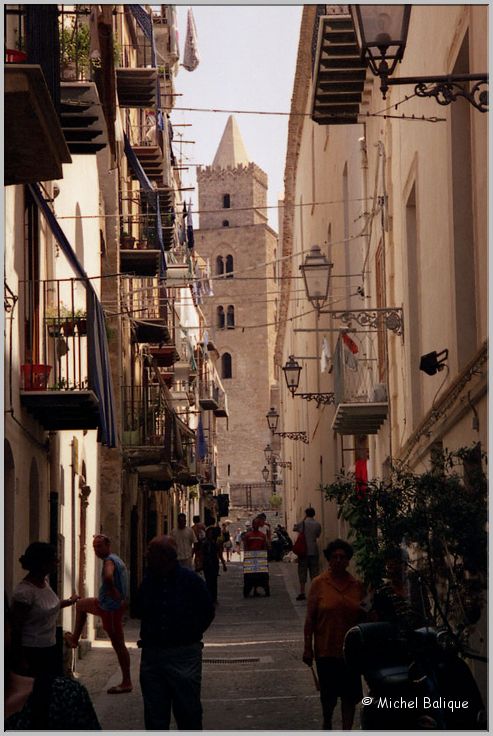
[136,535,215,730]
[171,512,197,569]
[65,534,132,694]
[293,508,322,601]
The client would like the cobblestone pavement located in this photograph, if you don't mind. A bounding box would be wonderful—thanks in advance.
[75,552,356,730]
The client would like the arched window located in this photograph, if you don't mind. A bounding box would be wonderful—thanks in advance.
[226,305,235,328]
[222,352,232,379]
[223,194,231,209]
[226,254,234,278]
[217,306,225,329]
[222,220,229,227]
[216,256,224,275]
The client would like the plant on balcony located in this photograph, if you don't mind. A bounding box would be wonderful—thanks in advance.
[46,305,87,336]
[322,444,487,632]
[60,23,91,79]
[269,494,283,509]
[120,231,136,249]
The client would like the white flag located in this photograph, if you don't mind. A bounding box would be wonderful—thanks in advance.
[320,337,331,373]
[183,8,200,72]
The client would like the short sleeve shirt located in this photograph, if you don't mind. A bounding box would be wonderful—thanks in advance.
[12,579,60,647]
[294,518,321,556]
[98,553,128,612]
[171,527,197,561]
[306,571,366,658]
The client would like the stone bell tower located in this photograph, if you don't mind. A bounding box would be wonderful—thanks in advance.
[196,116,279,507]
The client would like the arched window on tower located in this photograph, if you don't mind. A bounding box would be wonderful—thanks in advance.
[222,352,232,379]
[226,305,235,329]
[216,256,224,275]
[226,254,234,278]
[223,194,231,209]
[217,306,225,329]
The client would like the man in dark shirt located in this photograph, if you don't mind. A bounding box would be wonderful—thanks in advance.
[136,535,215,730]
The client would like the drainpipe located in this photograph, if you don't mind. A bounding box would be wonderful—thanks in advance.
[358,130,370,300]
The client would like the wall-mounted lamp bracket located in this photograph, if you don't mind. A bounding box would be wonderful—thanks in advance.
[320,307,404,336]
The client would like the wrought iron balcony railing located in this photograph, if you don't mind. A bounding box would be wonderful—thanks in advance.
[19,278,100,430]
[332,333,388,435]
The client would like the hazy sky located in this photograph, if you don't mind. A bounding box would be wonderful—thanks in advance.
[171,6,303,232]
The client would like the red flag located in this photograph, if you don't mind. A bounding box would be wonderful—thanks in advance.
[342,333,359,354]
[355,458,368,499]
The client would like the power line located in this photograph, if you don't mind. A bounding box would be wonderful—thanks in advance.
[171,105,445,124]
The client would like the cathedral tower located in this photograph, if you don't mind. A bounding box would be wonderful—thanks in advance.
[196,116,279,506]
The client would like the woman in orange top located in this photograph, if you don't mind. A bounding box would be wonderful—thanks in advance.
[302,539,365,730]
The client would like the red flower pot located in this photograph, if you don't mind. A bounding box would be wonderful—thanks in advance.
[21,364,52,391]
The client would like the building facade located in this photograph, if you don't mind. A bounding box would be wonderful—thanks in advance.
[4,4,228,642]
[196,117,280,509]
[276,4,487,696]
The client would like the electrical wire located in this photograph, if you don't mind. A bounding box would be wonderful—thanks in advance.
[55,196,371,220]
[171,105,445,124]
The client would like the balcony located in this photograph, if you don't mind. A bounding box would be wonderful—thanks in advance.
[19,280,99,430]
[331,334,388,435]
[213,386,229,418]
[60,82,108,155]
[5,65,71,185]
[199,382,219,411]
[197,459,217,491]
[311,6,369,125]
[122,384,196,487]
[116,13,158,108]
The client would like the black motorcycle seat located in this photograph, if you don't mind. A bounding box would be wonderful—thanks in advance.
[366,665,409,687]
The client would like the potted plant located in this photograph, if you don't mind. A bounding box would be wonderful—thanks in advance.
[120,231,136,249]
[46,304,87,336]
[60,22,90,80]
[21,363,52,391]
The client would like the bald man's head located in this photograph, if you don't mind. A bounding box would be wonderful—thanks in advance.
[147,535,178,575]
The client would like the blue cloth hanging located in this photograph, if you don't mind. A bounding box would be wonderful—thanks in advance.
[28,184,117,447]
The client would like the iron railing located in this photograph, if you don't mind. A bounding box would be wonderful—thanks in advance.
[333,333,388,406]
[21,278,89,391]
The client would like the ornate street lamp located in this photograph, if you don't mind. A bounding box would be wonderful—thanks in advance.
[282,356,302,397]
[264,444,273,463]
[282,355,336,407]
[261,465,269,483]
[300,245,333,312]
[266,407,280,433]
[351,5,488,112]
[265,407,308,444]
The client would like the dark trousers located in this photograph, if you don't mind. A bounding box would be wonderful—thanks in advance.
[140,642,203,730]
[203,567,218,603]
[316,657,362,729]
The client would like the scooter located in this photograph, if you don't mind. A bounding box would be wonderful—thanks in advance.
[344,621,486,730]
[268,526,293,561]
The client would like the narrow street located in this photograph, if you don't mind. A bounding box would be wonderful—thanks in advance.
[74,550,336,730]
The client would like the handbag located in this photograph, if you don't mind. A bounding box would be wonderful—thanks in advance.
[292,522,307,557]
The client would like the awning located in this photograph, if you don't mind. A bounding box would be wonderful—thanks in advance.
[131,319,170,344]
[29,184,117,447]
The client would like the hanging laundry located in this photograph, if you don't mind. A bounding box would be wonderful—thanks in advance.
[183,8,200,72]
[320,337,331,373]
[342,332,359,354]
[197,416,208,461]
[178,202,187,245]
[186,198,195,250]
[202,258,214,297]
[341,332,359,371]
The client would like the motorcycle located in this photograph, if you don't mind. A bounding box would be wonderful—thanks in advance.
[344,620,486,730]
[268,525,293,562]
